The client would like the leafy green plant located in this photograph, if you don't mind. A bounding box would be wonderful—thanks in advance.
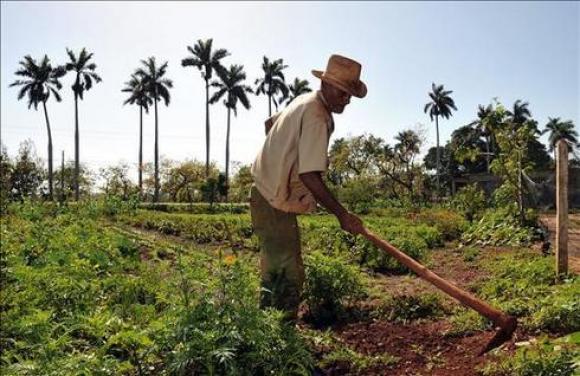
[303,251,366,323]
[377,294,445,323]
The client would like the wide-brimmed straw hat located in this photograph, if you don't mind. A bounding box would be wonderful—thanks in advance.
[312,54,367,98]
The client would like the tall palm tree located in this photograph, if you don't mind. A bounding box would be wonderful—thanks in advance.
[507,100,531,130]
[472,104,494,172]
[255,56,289,117]
[394,130,422,168]
[423,82,457,194]
[10,55,66,200]
[122,74,152,197]
[181,38,229,177]
[135,57,173,203]
[64,48,102,201]
[543,117,578,160]
[209,64,252,198]
[285,77,312,105]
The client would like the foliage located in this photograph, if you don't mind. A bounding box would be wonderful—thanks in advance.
[451,184,486,222]
[303,251,366,322]
[461,208,534,247]
[479,334,579,376]
[377,294,445,323]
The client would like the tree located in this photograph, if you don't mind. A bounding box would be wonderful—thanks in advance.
[99,163,136,199]
[162,159,206,202]
[229,163,253,202]
[9,140,44,201]
[135,57,173,203]
[55,161,94,201]
[10,55,66,200]
[543,117,578,160]
[0,144,12,209]
[255,56,288,116]
[423,82,457,195]
[181,38,229,177]
[471,104,494,172]
[209,64,252,197]
[285,78,312,105]
[122,74,152,197]
[64,48,102,201]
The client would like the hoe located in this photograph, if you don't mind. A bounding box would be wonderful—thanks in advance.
[361,228,517,355]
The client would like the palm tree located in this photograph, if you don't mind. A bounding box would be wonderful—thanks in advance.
[181,38,229,177]
[64,48,102,201]
[210,64,252,198]
[10,55,66,200]
[507,100,532,130]
[423,82,457,195]
[135,57,173,203]
[472,104,494,172]
[285,78,312,105]
[255,56,289,117]
[543,117,578,160]
[122,74,152,197]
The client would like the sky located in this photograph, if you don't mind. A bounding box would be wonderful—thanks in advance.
[1,1,579,182]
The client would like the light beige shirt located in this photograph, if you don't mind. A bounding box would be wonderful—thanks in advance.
[251,91,334,213]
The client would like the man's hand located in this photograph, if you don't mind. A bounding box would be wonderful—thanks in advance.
[338,211,365,235]
[299,172,366,235]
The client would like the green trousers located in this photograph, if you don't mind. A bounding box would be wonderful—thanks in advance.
[250,185,304,319]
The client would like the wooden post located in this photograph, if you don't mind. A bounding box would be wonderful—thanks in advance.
[556,140,568,275]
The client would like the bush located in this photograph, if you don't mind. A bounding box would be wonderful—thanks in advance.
[303,251,366,322]
[377,294,445,323]
[168,257,313,375]
[451,184,486,222]
[461,208,534,247]
[410,208,467,241]
[479,334,579,376]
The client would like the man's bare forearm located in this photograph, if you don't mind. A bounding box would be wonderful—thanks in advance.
[299,172,347,217]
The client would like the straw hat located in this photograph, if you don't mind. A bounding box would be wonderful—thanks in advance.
[312,54,367,98]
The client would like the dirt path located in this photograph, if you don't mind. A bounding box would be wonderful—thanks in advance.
[539,213,580,273]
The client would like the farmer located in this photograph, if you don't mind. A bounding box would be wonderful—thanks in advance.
[250,54,367,320]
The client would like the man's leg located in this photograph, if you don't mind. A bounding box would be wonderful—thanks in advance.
[250,186,304,320]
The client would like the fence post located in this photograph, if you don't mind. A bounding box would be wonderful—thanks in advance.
[556,140,568,275]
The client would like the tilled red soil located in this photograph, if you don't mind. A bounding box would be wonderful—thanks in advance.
[319,319,514,376]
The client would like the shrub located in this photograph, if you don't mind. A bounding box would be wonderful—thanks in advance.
[451,184,486,222]
[303,251,366,322]
[410,208,467,241]
[479,334,579,376]
[377,294,445,323]
[461,208,534,247]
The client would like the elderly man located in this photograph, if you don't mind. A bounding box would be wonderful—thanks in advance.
[250,54,367,320]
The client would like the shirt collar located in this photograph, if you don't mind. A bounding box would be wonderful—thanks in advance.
[316,91,335,134]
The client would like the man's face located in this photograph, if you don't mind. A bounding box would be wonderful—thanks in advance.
[321,82,351,114]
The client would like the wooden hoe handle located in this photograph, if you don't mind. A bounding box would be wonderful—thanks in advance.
[361,228,513,328]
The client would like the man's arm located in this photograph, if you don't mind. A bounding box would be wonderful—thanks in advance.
[299,171,364,235]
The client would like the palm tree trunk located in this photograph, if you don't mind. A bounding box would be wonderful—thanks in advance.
[268,93,272,117]
[485,135,491,173]
[74,94,80,201]
[225,107,231,202]
[154,97,159,203]
[61,150,65,203]
[138,105,143,197]
[435,115,440,197]
[205,78,210,177]
[42,100,53,200]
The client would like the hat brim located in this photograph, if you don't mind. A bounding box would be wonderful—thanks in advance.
[312,70,367,98]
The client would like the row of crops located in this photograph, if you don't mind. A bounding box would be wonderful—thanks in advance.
[1,200,578,375]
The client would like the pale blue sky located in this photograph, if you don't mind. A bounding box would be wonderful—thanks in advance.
[1,1,578,180]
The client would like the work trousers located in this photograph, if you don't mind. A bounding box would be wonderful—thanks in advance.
[249,185,304,319]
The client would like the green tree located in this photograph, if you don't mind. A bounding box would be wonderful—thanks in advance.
[55,161,93,201]
[64,48,102,201]
[162,159,206,202]
[9,140,44,201]
[0,144,12,209]
[285,78,312,105]
[99,163,136,199]
[423,82,457,195]
[543,117,578,160]
[181,38,229,177]
[209,64,252,196]
[471,104,494,172]
[135,57,173,203]
[255,56,289,116]
[122,74,152,197]
[9,55,66,200]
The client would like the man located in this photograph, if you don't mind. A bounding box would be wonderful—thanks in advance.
[250,54,367,320]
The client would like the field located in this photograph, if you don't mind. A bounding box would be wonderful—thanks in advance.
[1,200,579,375]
